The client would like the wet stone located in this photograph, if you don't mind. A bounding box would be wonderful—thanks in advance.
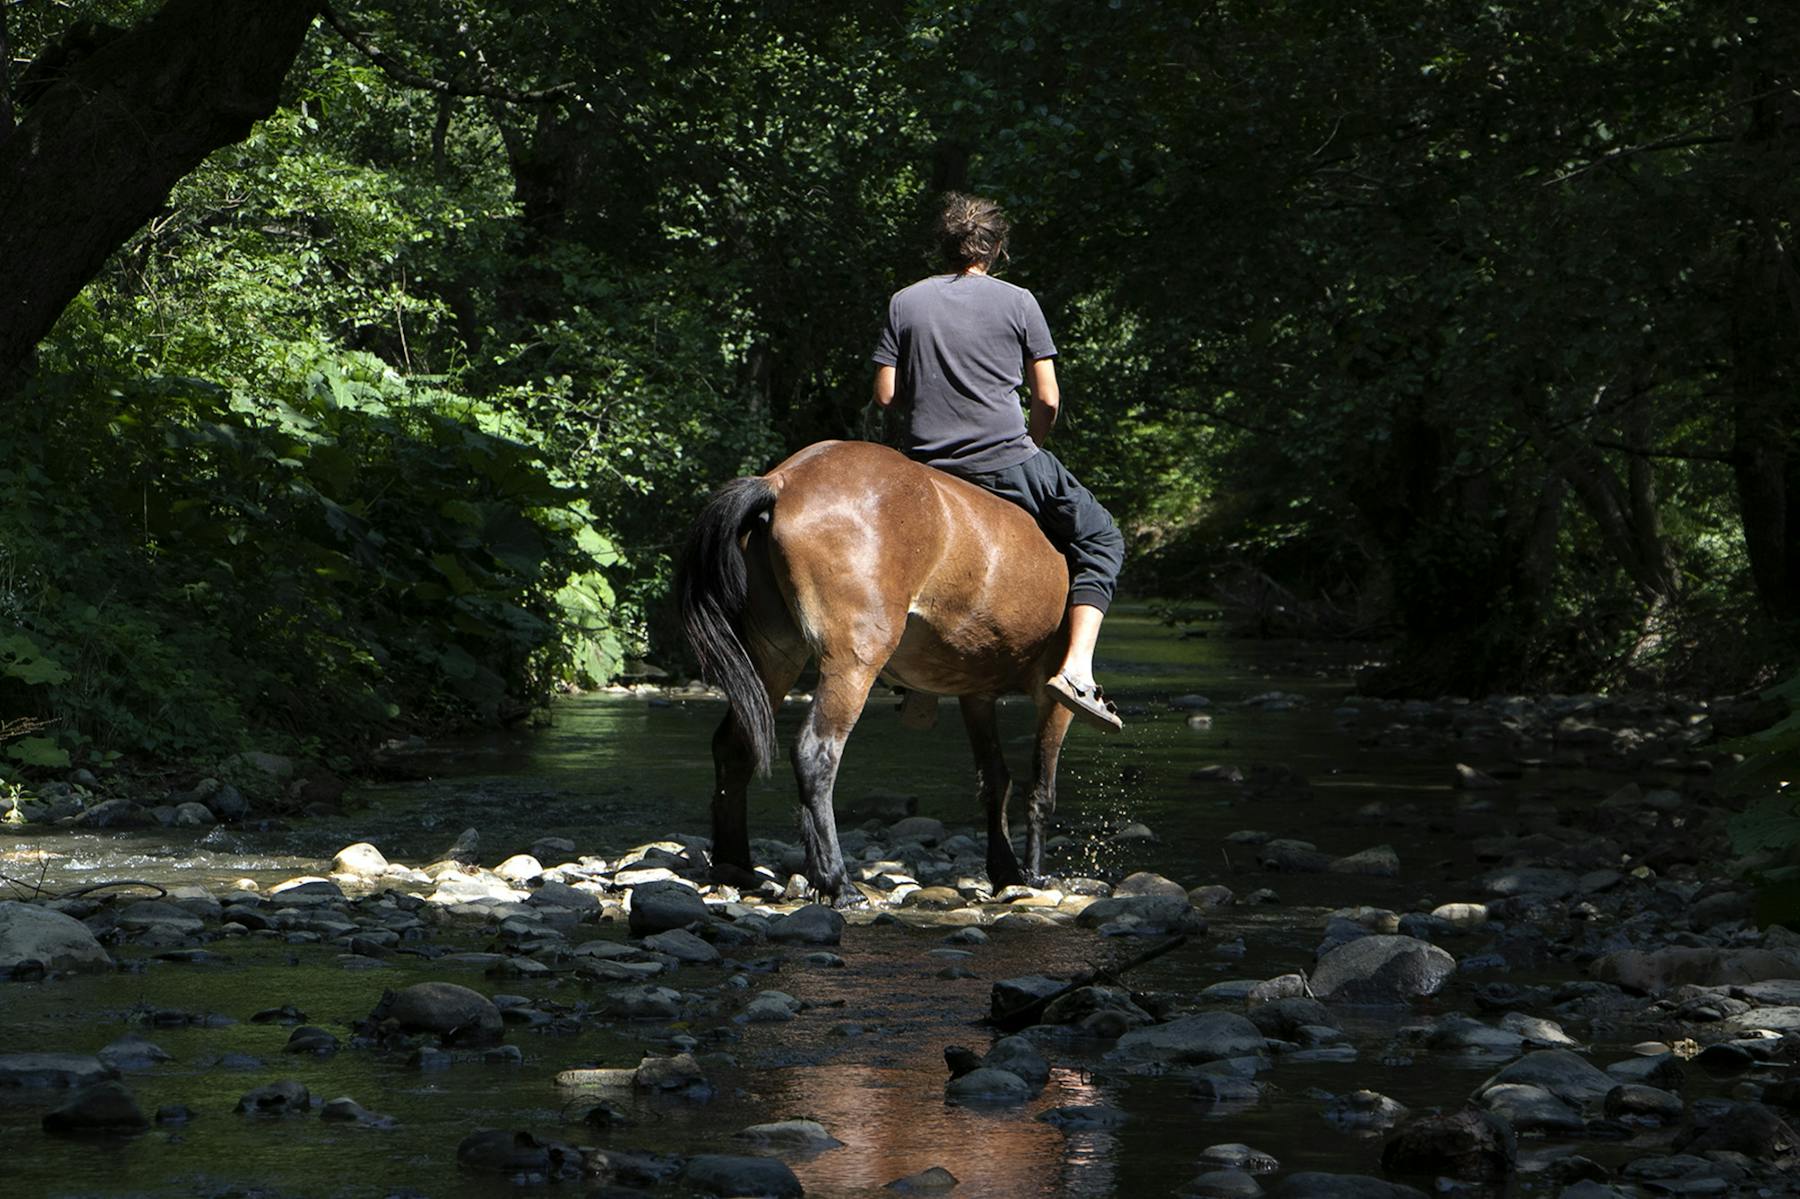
[605,985,683,1020]
[683,1153,804,1197]
[96,1034,171,1072]
[456,1130,586,1182]
[1603,1083,1684,1122]
[627,880,709,935]
[332,842,389,877]
[744,990,802,1022]
[736,1118,843,1151]
[634,1052,711,1096]
[0,901,115,976]
[0,1053,115,1090]
[1266,1174,1428,1198]
[1110,1012,1266,1064]
[235,1079,310,1115]
[1477,1083,1584,1134]
[1322,1090,1409,1132]
[1479,1050,1619,1109]
[42,1081,149,1135]
[885,1166,959,1193]
[1037,1104,1129,1130]
[284,1026,340,1055]
[1310,936,1456,1004]
[1185,1170,1264,1197]
[767,903,845,945]
[641,927,720,964]
[319,1096,395,1127]
[947,1066,1032,1103]
[377,981,504,1046]
[1381,1109,1515,1181]
[1197,1144,1280,1174]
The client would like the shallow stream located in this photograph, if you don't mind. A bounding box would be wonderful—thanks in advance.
[1,609,1736,1197]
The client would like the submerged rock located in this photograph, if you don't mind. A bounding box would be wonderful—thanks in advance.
[1381,1109,1515,1181]
[946,1066,1032,1103]
[683,1153,805,1197]
[378,981,505,1046]
[886,1166,958,1193]
[41,1081,149,1135]
[1267,1175,1427,1198]
[736,1118,843,1151]
[456,1130,586,1181]
[0,1053,115,1090]
[235,1079,311,1115]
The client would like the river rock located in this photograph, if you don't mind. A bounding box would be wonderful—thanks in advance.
[1672,1101,1798,1163]
[634,1052,711,1095]
[456,1130,586,1181]
[1478,1050,1618,1108]
[1591,947,1800,994]
[745,990,802,1022]
[284,1026,340,1055]
[1381,1109,1515,1181]
[983,1036,1050,1090]
[626,879,709,935]
[1329,846,1400,877]
[114,900,204,936]
[1426,1015,1525,1057]
[0,900,114,979]
[0,1053,115,1090]
[97,1035,171,1072]
[604,985,683,1020]
[319,1096,395,1126]
[1603,1083,1684,1122]
[889,815,945,845]
[886,1166,958,1193]
[1247,997,1333,1040]
[332,842,389,877]
[1075,894,1203,934]
[1267,1174,1427,1198]
[1037,1104,1130,1130]
[643,928,720,964]
[1198,1144,1280,1174]
[1310,935,1454,1003]
[41,1081,149,1135]
[991,974,1064,1021]
[737,1118,843,1151]
[380,981,505,1045]
[494,854,544,882]
[684,1153,804,1197]
[946,1066,1032,1103]
[1322,1090,1409,1131]
[1186,1170,1264,1197]
[1115,871,1189,900]
[1477,1083,1584,1133]
[1110,1012,1266,1064]
[767,904,845,945]
[1481,867,1579,899]
[235,1079,310,1115]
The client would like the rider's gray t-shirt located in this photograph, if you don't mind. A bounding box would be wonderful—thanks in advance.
[871,273,1057,476]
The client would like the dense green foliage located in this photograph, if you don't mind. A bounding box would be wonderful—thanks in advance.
[2,1,1796,774]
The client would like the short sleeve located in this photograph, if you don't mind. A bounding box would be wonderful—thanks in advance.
[871,296,901,366]
[1020,289,1057,361]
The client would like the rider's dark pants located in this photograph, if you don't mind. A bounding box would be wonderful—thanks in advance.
[955,449,1125,613]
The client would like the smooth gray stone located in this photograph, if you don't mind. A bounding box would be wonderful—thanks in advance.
[1109,1012,1266,1063]
[0,902,114,975]
[1310,935,1454,1003]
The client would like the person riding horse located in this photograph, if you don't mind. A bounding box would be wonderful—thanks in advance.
[870,193,1125,732]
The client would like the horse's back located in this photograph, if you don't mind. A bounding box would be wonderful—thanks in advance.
[761,441,1068,693]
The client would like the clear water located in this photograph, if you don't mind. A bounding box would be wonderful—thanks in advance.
[0,609,1715,1196]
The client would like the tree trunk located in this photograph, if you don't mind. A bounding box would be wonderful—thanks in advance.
[0,0,320,387]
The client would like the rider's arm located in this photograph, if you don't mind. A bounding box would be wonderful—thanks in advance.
[1027,357,1059,446]
[873,364,896,408]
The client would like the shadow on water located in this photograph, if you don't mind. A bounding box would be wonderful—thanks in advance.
[1,607,1704,1196]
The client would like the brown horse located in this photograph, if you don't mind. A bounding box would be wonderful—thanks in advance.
[676,440,1077,903]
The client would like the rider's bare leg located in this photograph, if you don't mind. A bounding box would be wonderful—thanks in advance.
[1055,602,1105,690]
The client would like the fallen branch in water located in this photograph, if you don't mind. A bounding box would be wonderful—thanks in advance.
[988,933,1189,1032]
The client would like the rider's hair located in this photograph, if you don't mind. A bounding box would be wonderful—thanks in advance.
[936,192,1011,272]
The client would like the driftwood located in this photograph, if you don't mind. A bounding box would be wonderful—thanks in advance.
[988,933,1189,1033]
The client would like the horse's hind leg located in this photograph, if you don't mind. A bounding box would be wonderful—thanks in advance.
[792,660,881,906]
[711,656,803,886]
[1023,700,1075,881]
[960,696,1023,889]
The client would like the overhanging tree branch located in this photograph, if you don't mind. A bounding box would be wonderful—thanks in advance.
[319,4,574,104]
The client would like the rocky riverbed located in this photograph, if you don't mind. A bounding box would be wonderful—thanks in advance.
[2,617,1795,1197]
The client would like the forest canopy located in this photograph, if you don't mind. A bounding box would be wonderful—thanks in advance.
[1,0,1795,774]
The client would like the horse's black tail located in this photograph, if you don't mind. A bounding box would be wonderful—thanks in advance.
[676,475,780,774]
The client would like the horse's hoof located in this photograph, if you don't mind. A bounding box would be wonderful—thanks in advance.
[711,863,762,889]
[826,887,869,911]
